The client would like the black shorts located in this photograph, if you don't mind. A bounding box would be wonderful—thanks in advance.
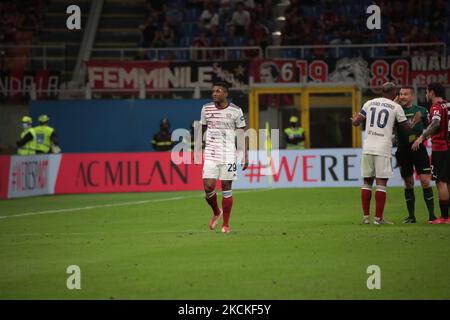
[395,144,431,178]
[431,150,450,182]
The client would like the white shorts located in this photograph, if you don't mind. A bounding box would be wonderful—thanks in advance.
[361,154,393,179]
[202,160,238,181]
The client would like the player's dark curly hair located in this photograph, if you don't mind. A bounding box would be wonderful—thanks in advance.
[427,82,445,98]
[213,82,230,92]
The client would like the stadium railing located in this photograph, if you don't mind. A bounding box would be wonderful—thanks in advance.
[8,85,450,101]
[265,42,447,59]
[0,44,67,70]
[1,42,446,69]
[89,46,263,61]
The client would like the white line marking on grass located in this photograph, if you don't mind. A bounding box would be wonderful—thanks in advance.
[0,195,195,219]
[0,189,271,220]
[0,230,212,238]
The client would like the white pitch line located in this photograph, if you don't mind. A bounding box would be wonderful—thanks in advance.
[0,195,196,220]
[0,189,271,220]
[0,230,212,238]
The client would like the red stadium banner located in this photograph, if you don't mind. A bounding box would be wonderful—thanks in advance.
[0,156,11,199]
[250,56,450,88]
[86,57,449,94]
[250,60,302,83]
[86,60,169,92]
[0,150,431,199]
[0,69,60,102]
[86,60,249,91]
[250,58,409,88]
[409,55,450,85]
[54,152,204,194]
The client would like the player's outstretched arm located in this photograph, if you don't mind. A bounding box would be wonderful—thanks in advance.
[398,120,413,137]
[411,118,440,151]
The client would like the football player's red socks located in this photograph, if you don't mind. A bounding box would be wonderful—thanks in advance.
[361,185,372,216]
[205,191,221,215]
[375,186,387,220]
[222,190,233,227]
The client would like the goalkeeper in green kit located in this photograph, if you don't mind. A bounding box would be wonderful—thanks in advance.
[394,86,437,223]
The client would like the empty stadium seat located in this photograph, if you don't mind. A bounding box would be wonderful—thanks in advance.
[282,49,296,59]
[185,8,200,22]
[373,48,385,57]
[179,37,191,47]
[182,22,198,38]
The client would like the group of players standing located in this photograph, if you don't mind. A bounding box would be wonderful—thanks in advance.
[200,81,449,232]
[353,82,450,225]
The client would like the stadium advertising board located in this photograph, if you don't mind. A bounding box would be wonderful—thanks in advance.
[54,152,204,194]
[6,154,61,199]
[0,156,11,199]
[235,149,414,189]
[0,150,425,199]
[86,61,249,91]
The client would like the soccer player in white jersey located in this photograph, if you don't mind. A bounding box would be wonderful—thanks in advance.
[200,82,249,233]
[352,82,415,225]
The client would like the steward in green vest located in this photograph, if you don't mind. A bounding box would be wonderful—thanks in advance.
[34,114,60,154]
[16,116,37,155]
[152,118,175,151]
[284,116,305,149]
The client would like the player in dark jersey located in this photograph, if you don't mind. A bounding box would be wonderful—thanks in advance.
[394,86,436,223]
[412,82,450,224]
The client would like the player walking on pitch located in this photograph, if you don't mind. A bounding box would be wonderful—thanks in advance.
[352,82,415,225]
[201,82,249,233]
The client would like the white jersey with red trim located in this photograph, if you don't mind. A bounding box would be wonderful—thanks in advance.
[200,102,246,164]
[359,97,407,157]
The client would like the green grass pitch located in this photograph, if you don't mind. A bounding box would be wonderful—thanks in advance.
[0,187,449,299]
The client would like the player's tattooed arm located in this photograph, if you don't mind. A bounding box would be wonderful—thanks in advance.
[351,113,365,126]
[422,118,440,139]
[411,118,439,151]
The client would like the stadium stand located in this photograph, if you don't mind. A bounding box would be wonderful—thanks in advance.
[91,0,146,61]
[274,0,449,59]
[2,0,448,70]
[1,0,44,72]
[121,0,449,60]
[0,0,448,101]
[33,0,88,81]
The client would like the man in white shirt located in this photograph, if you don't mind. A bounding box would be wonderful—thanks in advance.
[229,1,251,36]
[199,2,219,32]
[200,82,249,233]
[352,82,415,225]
